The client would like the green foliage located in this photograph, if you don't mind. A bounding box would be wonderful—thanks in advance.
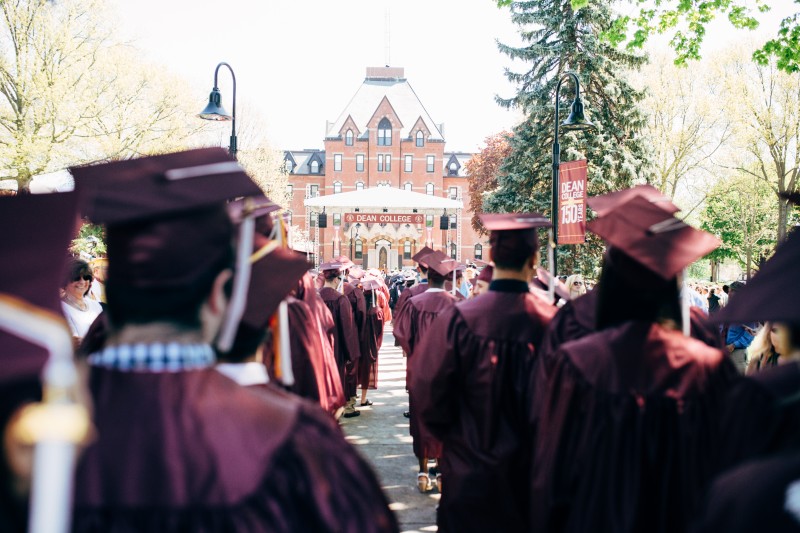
[70,222,107,259]
[489,0,652,275]
[700,172,776,277]
[754,7,800,73]
[602,0,767,66]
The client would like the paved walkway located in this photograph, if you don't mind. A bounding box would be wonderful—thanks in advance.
[340,324,439,532]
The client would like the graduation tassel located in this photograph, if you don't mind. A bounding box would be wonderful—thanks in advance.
[547,228,556,304]
[680,271,691,337]
[277,300,294,386]
[217,200,256,353]
[452,268,457,296]
[0,295,90,533]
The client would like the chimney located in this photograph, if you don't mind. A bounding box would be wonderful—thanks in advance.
[365,66,405,81]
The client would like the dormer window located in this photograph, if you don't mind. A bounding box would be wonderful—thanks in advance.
[311,161,319,174]
[416,130,424,147]
[284,159,293,172]
[345,129,354,146]
[448,162,458,176]
[377,118,392,146]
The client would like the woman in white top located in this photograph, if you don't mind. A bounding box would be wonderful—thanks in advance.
[61,259,103,345]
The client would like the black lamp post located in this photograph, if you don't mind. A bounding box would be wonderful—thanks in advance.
[552,72,595,276]
[199,62,238,157]
[349,223,361,259]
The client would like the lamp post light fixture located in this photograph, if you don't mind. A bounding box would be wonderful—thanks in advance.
[349,222,361,260]
[552,72,596,276]
[198,62,238,157]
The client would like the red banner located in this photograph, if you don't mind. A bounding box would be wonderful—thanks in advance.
[343,213,425,225]
[558,159,588,245]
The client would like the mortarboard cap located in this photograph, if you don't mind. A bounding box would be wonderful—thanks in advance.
[587,195,719,280]
[318,260,345,273]
[333,255,355,270]
[477,264,494,283]
[780,191,800,206]
[0,192,80,385]
[479,213,550,266]
[240,248,310,330]
[588,184,680,217]
[228,194,281,238]
[348,266,366,281]
[712,231,800,324]
[412,246,435,263]
[71,148,261,290]
[424,251,459,278]
[360,278,382,291]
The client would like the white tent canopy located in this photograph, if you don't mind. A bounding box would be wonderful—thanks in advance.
[303,187,462,210]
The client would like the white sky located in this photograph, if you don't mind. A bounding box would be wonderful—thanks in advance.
[108,0,795,153]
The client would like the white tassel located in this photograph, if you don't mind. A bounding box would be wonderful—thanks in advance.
[680,273,691,337]
[0,295,84,533]
[278,300,294,386]
[452,269,457,295]
[217,215,256,352]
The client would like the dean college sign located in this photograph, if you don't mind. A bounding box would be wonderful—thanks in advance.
[344,213,425,225]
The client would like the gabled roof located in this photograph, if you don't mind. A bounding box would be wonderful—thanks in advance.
[443,152,472,178]
[284,149,326,175]
[326,67,444,141]
[304,187,462,209]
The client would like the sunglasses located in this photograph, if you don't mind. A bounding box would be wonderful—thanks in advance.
[572,281,584,286]
[72,275,93,282]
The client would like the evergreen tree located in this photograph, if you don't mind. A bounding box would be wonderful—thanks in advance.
[486,0,653,275]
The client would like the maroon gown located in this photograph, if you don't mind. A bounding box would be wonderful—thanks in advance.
[410,280,555,532]
[394,289,457,460]
[392,282,429,347]
[296,274,345,414]
[318,287,360,402]
[692,452,800,533]
[343,283,366,399]
[358,290,385,391]
[72,366,398,532]
[528,320,738,533]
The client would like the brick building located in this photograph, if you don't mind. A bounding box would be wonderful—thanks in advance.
[284,66,486,269]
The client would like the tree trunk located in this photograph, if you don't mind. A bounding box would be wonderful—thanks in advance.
[746,247,753,281]
[778,197,788,242]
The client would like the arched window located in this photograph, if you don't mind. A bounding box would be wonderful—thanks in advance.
[448,162,458,176]
[333,181,342,194]
[286,184,293,196]
[377,118,392,146]
[474,244,482,260]
[311,160,319,174]
[284,159,293,172]
[356,181,364,191]
[285,211,293,226]
[416,130,424,147]
[404,182,412,191]
[450,243,457,259]
[345,129,354,146]
[403,240,412,259]
[355,239,363,259]
[426,183,434,195]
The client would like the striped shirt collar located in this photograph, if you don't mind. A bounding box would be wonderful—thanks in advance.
[87,343,215,372]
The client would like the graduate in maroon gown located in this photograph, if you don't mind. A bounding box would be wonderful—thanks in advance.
[0,192,88,533]
[540,185,720,357]
[693,226,800,533]
[318,260,362,418]
[392,246,435,335]
[357,278,385,407]
[410,213,556,533]
[527,195,736,533]
[335,256,367,413]
[394,250,459,493]
[70,149,398,532]
[295,272,346,415]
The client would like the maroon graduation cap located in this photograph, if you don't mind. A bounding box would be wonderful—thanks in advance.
[412,246,435,263]
[318,260,345,273]
[333,255,355,270]
[424,250,459,279]
[240,248,311,330]
[476,264,494,283]
[479,213,551,266]
[360,278,383,292]
[587,195,719,280]
[227,194,280,224]
[71,148,261,290]
[587,185,680,217]
[0,192,80,385]
[712,230,800,324]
